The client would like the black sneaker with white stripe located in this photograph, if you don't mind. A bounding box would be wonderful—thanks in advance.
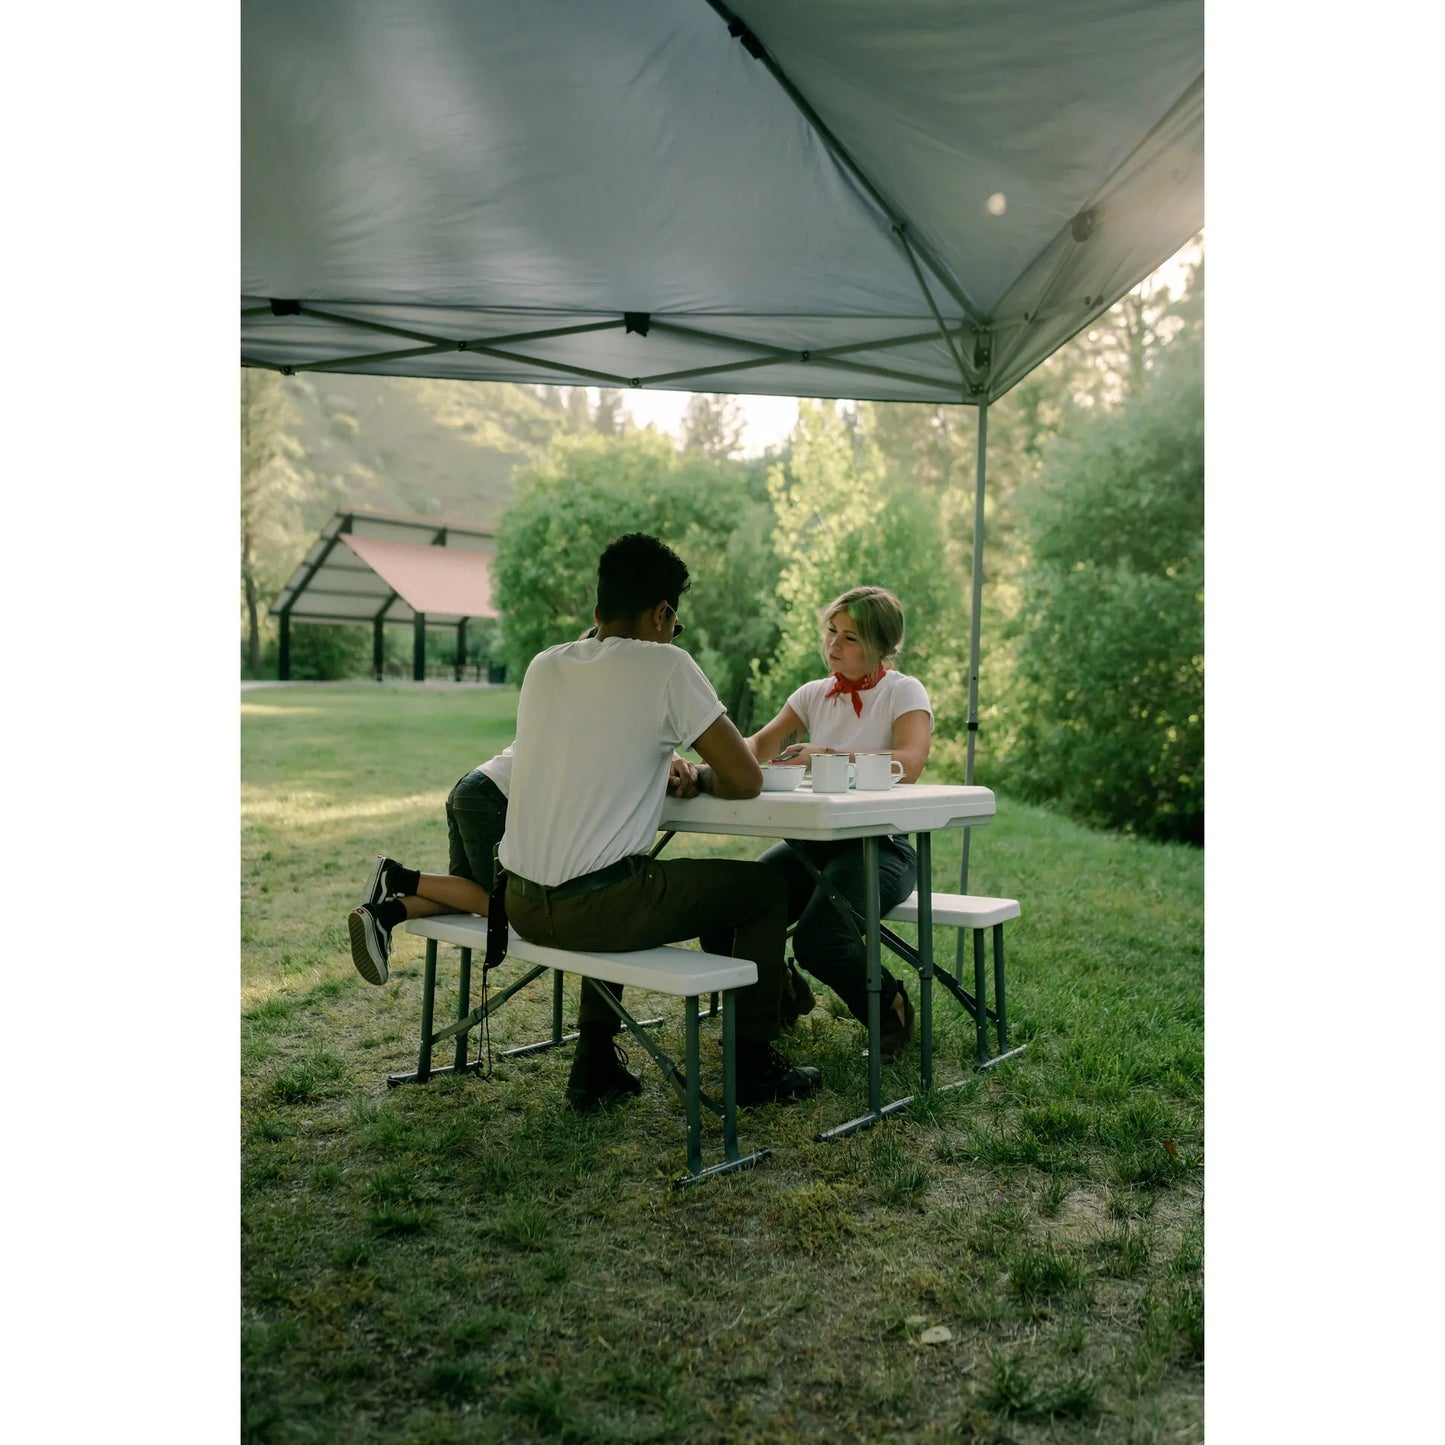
[361,855,408,910]
[348,903,392,985]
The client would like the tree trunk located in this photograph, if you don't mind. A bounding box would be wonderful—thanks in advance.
[243,548,262,677]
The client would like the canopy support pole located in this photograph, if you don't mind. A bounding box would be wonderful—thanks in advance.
[413,613,426,682]
[957,403,989,914]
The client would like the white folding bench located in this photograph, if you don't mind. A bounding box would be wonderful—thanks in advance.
[393,913,771,1188]
[882,891,1025,1076]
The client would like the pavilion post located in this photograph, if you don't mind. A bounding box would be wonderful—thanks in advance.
[413,613,426,682]
[278,611,291,681]
[454,618,468,682]
[372,618,385,683]
[958,401,988,911]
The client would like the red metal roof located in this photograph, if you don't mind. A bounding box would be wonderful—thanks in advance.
[339,534,496,618]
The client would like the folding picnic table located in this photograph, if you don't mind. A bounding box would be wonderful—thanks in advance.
[657,782,997,1139]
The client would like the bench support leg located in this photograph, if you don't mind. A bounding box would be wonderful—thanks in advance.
[722,991,740,1162]
[684,997,703,1178]
[974,928,988,1066]
[454,946,473,1074]
[993,922,1008,1055]
[417,939,438,1082]
[391,963,549,1083]
[673,987,771,1188]
[503,972,666,1058]
[577,986,768,1187]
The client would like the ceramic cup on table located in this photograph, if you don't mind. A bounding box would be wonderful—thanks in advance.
[854,753,905,790]
[810,752,855,794]
[759,764,807,792]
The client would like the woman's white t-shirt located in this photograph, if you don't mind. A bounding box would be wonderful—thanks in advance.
[786,670,933,754]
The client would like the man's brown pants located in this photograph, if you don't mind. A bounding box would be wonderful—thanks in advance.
[505,855,788,1043]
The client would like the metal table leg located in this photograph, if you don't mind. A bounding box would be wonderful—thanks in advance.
[916,832,934,1092]
[864,836,882,1115]
[818,836,920,1141]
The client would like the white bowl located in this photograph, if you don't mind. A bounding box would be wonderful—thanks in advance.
[760,764,807,792]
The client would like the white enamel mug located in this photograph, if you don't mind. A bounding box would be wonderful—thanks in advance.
[855,753,905,790]
[810,752,855,793]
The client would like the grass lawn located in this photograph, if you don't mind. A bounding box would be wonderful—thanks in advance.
[242,684,1203,1444]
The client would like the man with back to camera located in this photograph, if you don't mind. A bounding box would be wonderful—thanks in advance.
[499,531,821,1111]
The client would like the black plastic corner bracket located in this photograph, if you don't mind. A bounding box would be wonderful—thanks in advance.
[269,298,301,316]
[1070,208,1098,243]
[726,19,766,60]
[624,312,652,337]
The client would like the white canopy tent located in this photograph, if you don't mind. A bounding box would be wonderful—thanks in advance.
[241,0,1203,881]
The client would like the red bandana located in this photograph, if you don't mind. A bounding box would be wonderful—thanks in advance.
[825,665,887,718]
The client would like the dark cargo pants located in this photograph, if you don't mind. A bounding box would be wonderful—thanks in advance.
[505,855,789,1044]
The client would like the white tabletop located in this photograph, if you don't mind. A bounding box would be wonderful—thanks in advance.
[658,782,996,842]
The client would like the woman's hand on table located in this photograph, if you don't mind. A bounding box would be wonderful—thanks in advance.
[770,742,827,764]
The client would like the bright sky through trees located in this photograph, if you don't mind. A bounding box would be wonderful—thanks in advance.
[621,388,798,456]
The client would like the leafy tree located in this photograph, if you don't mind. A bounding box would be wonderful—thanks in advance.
[998,333,1203,843]
[681,392,746,459]
[240,370,312,676]
[492,429,781,714]
[591,388,628,437]
[749,400,954,727]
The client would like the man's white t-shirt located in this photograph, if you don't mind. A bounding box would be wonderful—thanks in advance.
[499,636,727,886]
[787,670,933,754]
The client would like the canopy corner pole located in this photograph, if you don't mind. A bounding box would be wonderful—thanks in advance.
[957,400,989,913]
[413,613,427,683]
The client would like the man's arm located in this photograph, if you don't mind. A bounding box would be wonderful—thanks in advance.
[690,713,763,799]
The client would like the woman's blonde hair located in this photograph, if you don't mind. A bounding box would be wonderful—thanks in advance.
[818,586,906,673]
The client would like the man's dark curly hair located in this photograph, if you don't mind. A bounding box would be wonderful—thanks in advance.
[595,532,691,622]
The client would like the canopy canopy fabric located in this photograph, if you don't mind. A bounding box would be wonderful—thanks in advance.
[271,510,496,628]
[241,0,1203,406]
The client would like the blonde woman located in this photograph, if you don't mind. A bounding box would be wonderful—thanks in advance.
[708,586,931,1061]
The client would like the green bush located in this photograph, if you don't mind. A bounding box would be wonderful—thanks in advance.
[493,430,781,714]
[998,340,1203,844]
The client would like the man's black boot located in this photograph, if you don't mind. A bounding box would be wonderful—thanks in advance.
[735,1041,822,1107]
[565,1029,644,1112]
